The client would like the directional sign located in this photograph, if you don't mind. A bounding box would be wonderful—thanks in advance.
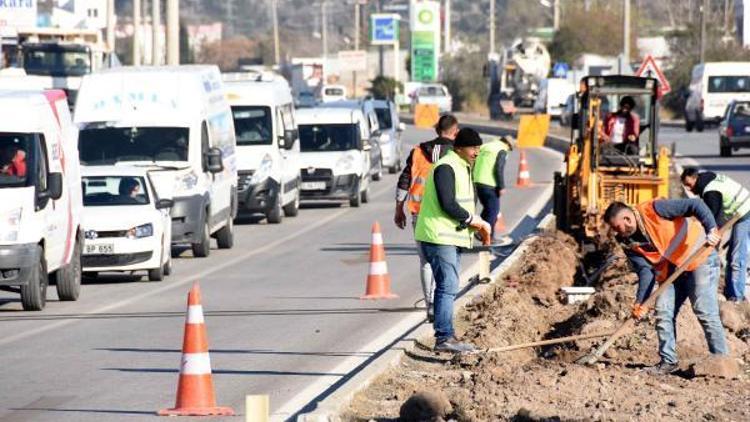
[552,62,570,78]
[371,13,400,45]
[636,54,671,98]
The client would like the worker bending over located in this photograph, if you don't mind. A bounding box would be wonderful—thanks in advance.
[415,128,490,353]
[473,135,513,246]
[604,199,728,374]
[394,114,458,322]
[681,167,750,303]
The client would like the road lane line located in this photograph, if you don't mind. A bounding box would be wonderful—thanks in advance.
[0,182,395,348]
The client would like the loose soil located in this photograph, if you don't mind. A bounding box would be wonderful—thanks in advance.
[342,230,750,421]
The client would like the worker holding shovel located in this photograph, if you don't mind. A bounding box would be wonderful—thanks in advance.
[603,199,728,375]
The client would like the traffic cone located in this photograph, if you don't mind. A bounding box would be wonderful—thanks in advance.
[495,210,507,234]
[158,283,234,417]
[361,222,398,300]
[516,149,532,188]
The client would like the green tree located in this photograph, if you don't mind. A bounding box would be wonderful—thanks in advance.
[368,76,403,100]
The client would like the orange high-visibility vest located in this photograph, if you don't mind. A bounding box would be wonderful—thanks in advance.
[406,147,433,215]
[632,200,709,282]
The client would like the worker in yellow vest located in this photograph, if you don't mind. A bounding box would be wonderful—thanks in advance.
[415,128,491,353]
[394,115,458,322]
[473,136,514,246]
[681,168,750,302]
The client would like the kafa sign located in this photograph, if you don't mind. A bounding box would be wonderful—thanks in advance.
[0,0,37,29]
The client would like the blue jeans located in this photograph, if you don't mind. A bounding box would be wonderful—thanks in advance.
[725,212,750,301]
[420,242,461,342]
[476,184,500,237]
[654,252,728,364]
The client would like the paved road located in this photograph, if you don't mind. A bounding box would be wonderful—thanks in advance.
[0,126,561,421]
[659,125,750,188]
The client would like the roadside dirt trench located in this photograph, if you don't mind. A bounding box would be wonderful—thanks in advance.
[343,230,750,422]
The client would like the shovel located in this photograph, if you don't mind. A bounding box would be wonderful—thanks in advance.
[575,214,742,366]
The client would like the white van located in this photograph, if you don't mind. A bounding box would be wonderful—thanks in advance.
[0,89,84,310]
[74,66,237,258]
[296,107,371,207]
[534,78,576,117]
[223,73,301,223]
[685,62,750,131]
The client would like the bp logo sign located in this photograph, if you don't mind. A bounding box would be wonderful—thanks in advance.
[418,9,434,24]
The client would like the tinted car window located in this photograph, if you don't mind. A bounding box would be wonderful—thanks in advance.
[299,124,358,152]
[232,106,273,146]
[375,107,393,129]
[79,127,189,165]
[708,76,750,93]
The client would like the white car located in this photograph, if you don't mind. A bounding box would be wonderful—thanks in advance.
[411,83,452,113]
[81,167,173,281]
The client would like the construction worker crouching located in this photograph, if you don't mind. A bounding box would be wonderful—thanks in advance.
[415,128,491,353]
[473,135,513,246]
[681,168,750,303]
[394,114,458,322]
[604,199,728,374]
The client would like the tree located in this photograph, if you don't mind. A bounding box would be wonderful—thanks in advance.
[368,76,402,100]
[195,36,259,71]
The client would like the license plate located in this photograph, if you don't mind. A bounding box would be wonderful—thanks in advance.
[85,243,114,254]
[301,182,326,190]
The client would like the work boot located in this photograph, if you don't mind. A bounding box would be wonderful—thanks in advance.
[643,361,679,375]
[434,337,476,353]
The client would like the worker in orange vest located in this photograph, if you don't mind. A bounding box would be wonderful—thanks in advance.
[394,114,458,322]
[604,199,727,375]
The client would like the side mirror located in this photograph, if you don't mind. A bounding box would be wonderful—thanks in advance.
[571,113,580,130]
[281,129,297,150]
[155,198,174,210]
[206,147,224,173]
[43,172,64,200]
[398,122,406,132]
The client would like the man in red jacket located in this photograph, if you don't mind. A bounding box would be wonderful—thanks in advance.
[601,96,640,155]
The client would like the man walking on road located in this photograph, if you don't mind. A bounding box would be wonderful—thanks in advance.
[415,128,491,353]
[604,199,728,374]
[394,114,458,322]
[473,135,513,246]
[681,167,750,302]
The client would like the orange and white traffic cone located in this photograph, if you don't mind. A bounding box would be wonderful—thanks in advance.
[494,210,507,234]
[516,149,532,188]
[158,283,234,417]
[361,222,398,300]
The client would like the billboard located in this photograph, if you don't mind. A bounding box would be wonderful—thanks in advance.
[410,0,440,82]
[0,0,37,30]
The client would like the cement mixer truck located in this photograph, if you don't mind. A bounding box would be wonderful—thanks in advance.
[488,38,551,109]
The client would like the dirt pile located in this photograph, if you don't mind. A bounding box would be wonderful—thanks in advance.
[343,232,750,421]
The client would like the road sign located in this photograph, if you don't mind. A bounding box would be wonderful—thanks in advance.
[337,50,368,72]
[371,13,400,45]
[636,54,671,98]
[552,62,570,78]
[410,0,440,82]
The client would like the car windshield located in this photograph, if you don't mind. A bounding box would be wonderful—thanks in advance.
[0,133,33,188]
[374,107,393,129]
[79,126,189,165]
[23,48,91,77]
[82,175,150,206]
[231,106,273,146]
[299,124,358,152]
[731,103,750,120]
[708,76,750,93]
[418,86,445,97]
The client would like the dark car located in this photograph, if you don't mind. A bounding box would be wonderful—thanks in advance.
[719,100,750,157]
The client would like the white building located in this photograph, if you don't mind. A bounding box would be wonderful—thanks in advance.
[52,0,107,30]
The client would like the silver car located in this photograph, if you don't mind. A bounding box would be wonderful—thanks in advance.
[373,100,406,173]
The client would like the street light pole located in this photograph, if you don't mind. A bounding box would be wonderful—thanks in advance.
[623,0,630,68]
[553,0,560,31]
[106,0,115,53]
[353,1,360,97]
[133,0,141,66]
[321,1,328,60]
[489,0,496,54]
[272,0,280,65]
[152,0,161,65]
[166,0,179,65]
[700,0,707,63]
[445,0,451,53]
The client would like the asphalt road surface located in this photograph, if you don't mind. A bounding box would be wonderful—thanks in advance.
[0,125,561,421]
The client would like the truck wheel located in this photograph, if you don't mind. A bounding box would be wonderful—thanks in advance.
[148,265,164,282]
[349,178,362,208]
[191,216,211,258]
[56,237,82,301]
[720,145,732,157]
[216,216,234,249]
[283,190,300,217]
[267,193,283,224]
[21,246,47,311]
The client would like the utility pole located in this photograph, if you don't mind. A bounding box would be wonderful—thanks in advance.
[724,0,731,37]
[553,0,560,31]
[353,0,361,97]
[378,0,384,76]
[106,0,115,53]
[152,0,161,65]
[321,1,328,60]
[133,0,142,66]
[489,0,496,54]
[445,0,451,53]
[166,0,179,65]
[623,0,630,68]
[272,0,280,65]
[700,0,707,63]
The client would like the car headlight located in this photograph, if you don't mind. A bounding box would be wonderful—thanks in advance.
[250,154,273,184]
[127,223,153,239]
[0,208,21,242]
[335,153,356,173]
[174,171,199,196]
